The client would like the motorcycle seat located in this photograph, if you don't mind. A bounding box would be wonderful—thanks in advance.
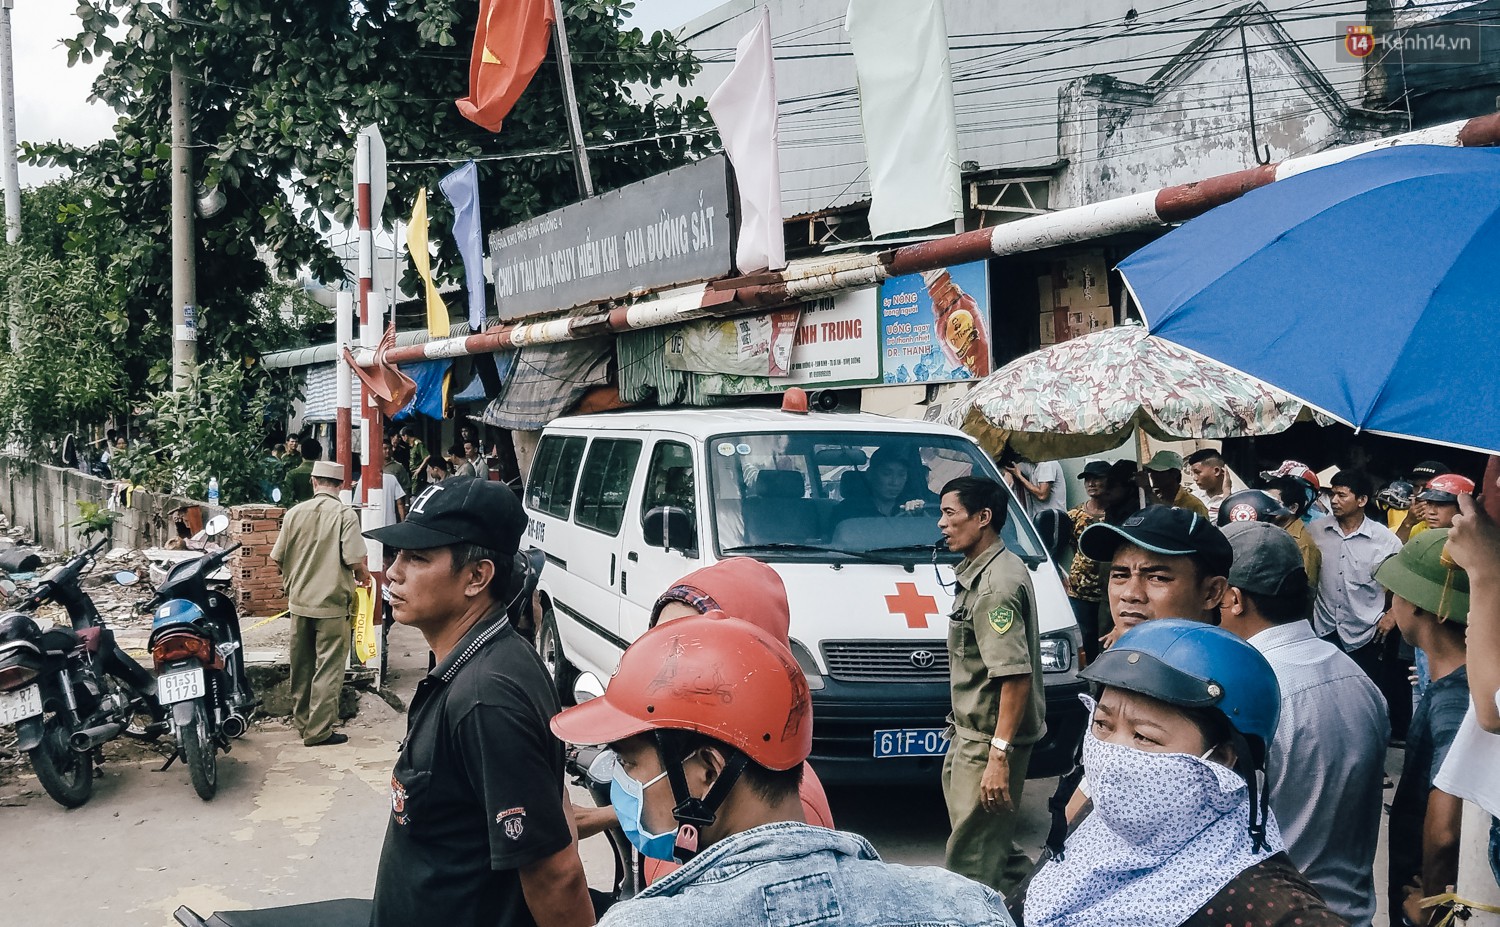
[39,626,81,655]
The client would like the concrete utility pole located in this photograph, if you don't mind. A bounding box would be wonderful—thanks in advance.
[0,0,20,246]
[169,0,198,390]
[550,0,594,199]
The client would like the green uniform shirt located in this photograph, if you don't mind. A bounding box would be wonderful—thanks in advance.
[270,491,367,618]
[285,459,316,505]
[947,538,1046,747]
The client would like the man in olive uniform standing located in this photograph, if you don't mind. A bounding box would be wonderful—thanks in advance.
[271,460,370,746]
[937,476,1046,895]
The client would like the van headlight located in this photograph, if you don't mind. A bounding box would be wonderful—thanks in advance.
[788,639,825,690]
[1039,632,1074,674]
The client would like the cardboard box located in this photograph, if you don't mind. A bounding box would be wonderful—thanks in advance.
[1065,305,1115,339]
[1037,274,1056,312]
[1056,252,1110,308]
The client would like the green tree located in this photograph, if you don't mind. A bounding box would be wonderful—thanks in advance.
[27,0,713,396]
[0,220,129,456]
[111,361,284,506]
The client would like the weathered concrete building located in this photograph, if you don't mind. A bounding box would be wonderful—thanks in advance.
[680,0,1403,226]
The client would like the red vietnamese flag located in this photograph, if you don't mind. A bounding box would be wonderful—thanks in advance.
[456,0,555,132]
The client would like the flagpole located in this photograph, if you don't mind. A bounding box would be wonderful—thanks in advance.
[550,0,594,198]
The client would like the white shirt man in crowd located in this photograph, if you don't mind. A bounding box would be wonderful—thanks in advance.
[1310,470,1402,680]
[1219,522,1388,927]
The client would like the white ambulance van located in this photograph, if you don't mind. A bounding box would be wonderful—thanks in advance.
[522,406,1086,784]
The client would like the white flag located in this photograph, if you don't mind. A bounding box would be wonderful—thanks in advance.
[708,6,786,273]
[845,0,962,237]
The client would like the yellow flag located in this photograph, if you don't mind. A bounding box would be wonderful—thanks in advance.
[407,188,450,337]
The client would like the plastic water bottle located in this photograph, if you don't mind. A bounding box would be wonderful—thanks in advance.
[207,476,220,506]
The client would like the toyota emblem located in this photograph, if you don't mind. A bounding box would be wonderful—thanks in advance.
[910,649,936,669]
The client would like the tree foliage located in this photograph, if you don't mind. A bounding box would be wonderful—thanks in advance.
[0,192,129,455]
[111,361,284,506]
[26,0,713,399]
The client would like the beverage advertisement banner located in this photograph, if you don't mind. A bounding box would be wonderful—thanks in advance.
[879,260,991,384]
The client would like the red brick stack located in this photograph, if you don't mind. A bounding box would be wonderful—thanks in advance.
[229,504,287,617]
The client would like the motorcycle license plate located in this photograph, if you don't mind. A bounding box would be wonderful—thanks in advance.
[0,684,41,724]
[158,668,205,705]
[872,728,949,758]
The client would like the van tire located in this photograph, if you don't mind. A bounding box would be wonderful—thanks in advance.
[537,607,579,706]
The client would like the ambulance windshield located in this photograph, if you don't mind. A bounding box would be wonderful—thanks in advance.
[707,431,1047,564]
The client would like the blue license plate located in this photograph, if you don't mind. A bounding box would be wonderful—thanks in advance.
[872,728,949,758]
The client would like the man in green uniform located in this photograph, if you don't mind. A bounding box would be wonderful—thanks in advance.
[284,436,321,506]
[271,460,371,746]
[937,476,1045,896]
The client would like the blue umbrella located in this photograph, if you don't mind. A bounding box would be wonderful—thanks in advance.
[1119,144,1500,455]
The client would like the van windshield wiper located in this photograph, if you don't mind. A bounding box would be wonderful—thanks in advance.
[720,543,901,565]
[866,543,944,555]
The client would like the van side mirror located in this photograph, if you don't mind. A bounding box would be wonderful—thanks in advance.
[573,672,606,705]
[643,506,697,556]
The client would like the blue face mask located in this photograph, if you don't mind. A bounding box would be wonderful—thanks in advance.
[610,764,677,861]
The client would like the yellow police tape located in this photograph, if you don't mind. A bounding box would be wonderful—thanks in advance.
[1421,891,1500,926]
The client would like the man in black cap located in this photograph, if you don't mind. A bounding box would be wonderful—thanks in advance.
[1077,504,1233,650]
[1066,460,1113,662]
[365,477,592,927]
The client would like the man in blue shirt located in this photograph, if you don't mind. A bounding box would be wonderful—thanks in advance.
[1219,522,1388,927]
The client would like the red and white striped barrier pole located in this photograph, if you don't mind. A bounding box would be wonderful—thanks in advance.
[355,130,386,673]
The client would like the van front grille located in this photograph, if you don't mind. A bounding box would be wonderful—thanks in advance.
[821,640,949,683]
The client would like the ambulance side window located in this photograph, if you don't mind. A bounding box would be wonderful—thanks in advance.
[574,439,643,537]
[526,435,586,519]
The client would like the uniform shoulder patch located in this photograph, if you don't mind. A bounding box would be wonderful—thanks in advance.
[497,806,526,840]
[988,605,1016,635]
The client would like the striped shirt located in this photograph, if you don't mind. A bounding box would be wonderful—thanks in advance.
[1250,621,1389,927]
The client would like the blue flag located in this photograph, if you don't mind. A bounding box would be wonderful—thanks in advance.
[438,160,487,332]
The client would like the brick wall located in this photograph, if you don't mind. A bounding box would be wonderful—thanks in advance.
[229,504,287,617]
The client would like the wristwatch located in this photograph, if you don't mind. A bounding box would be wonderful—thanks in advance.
[989,736,1014,755]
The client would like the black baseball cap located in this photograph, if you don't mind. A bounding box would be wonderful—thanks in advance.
[1410,460,1449,481]
[1078,460,1112,480]
[364,476,526,555]
[1078,504,1234,576]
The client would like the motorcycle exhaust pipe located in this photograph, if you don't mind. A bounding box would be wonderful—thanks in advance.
[70,721,124,752]
[221,714,248,739]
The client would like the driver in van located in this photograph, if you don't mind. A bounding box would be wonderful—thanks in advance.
[831,446,929,525]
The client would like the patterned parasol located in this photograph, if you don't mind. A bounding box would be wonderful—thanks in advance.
[937,323,1328,460]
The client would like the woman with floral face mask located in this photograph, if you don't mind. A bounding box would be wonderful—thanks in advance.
[1025,619,1349,927]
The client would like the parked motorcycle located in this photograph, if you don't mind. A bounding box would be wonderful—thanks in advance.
[144,515,256,801]
[0,536,165,807]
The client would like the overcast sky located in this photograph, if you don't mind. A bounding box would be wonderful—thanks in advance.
[10,0,727,186]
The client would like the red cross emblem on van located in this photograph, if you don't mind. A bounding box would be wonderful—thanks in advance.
[886,583,938,629]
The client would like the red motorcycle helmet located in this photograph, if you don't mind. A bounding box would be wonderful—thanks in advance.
[550,613,812,771]
[1416,473,1475,505]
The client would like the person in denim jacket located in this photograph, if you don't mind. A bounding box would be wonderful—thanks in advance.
[551,614,1015,927]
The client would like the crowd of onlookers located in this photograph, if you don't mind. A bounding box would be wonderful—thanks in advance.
[1003,448,1499,927]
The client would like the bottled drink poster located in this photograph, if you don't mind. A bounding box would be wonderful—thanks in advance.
[878,260,992,384]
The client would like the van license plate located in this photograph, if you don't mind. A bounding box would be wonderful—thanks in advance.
[158,668,205,705]
[0,684,41,724]
[873,728,948,758]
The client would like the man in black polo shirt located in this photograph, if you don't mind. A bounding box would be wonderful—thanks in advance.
[365,477,592,927]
